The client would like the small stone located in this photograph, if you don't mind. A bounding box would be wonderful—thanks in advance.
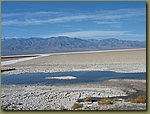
[18,102,23,105]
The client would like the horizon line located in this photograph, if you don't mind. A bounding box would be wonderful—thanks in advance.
[2,36,146,41]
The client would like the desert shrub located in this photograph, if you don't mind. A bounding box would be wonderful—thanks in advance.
[71,103,83,110]
[128,95,146,103]
[83,96,93,102]
[98,98,113,105]
[60,106,67,110]
[112,97,122,101]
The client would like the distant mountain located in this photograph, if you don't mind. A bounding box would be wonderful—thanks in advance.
[1,36,146,56]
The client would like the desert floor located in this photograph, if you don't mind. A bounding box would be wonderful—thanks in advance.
[2,48,146,74]
[1,48,146,110]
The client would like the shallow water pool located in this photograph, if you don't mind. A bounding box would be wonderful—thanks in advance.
[1,71,146,85]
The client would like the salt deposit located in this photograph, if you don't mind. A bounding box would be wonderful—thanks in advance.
[45,76,77,80]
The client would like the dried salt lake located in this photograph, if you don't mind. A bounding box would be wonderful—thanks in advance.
[1,71,146,85]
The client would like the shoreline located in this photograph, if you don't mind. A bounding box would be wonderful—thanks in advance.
[1,48,146,75]
[2,64,146,75]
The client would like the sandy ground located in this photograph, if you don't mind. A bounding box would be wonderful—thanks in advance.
[2,48,146,74]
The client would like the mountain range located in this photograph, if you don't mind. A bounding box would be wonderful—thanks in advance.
[2,36,146,56]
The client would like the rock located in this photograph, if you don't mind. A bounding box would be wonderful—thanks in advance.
[18,102,23,105]
[1,95,6,98]
[78,93,81,98]
[64,92,70,96]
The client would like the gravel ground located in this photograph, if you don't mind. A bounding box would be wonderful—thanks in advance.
[1,80,146,110]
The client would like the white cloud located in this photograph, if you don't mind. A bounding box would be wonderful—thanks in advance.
[2,14,93,25]
[2,8,145,26]
[44,30,145,40]
[2,13,21,18]
[52,30,127,38]
[2,20,21,25]
[4,36,19,39]
[4,30,145,41]
[2,11,60,18]
[94,21,120,25]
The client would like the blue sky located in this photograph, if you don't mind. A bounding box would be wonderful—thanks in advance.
[2,1,146,41]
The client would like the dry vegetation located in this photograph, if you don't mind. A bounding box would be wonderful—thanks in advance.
[98,98,113,105]
[126,95,146,103]
[60,106,67,110]
[71,103,83,109]
[83,97,93,102]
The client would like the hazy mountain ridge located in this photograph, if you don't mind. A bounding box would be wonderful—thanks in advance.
[2,36,146,56]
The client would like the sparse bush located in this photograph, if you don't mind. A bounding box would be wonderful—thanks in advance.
[83,96,93,102]
[112,97,122,102]
[98,97,113,105]
[71,103,83,110]
[60,105,67,110]
[127,95,146,103]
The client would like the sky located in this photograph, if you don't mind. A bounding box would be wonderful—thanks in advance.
[2,1,146,41]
